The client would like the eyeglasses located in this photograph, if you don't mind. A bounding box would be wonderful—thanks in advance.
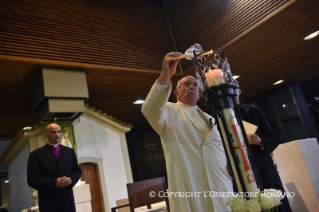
[177,81,199,89]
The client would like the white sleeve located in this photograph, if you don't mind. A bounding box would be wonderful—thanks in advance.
[156,80,171,91]
[141,79,173,135]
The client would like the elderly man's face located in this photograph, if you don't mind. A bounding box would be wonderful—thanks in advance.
[45,123,61,144]
[174,76,201,106]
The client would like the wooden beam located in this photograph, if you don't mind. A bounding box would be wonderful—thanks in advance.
[0,55,182,75]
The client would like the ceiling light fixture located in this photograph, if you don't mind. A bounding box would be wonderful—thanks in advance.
[233,75,240,79]
[23,126,32,130]
[133,100,145,104]
[273,80,284,85]
[303,31,319,40]
[5,180,9,183]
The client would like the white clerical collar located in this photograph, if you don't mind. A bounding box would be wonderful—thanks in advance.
[47,142,60,148]
[177,101,198,112]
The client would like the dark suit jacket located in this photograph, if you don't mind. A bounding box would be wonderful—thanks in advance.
[27,144,82,212]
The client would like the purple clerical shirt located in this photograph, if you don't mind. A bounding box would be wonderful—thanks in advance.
[46,143,60,160]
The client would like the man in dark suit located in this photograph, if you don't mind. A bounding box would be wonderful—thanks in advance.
[27,123,82,212]
[234,80,292,212]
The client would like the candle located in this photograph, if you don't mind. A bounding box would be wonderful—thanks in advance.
[205,69,225,87]
[224,109,259,195]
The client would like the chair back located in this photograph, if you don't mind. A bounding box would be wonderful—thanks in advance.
[127,176,169,212]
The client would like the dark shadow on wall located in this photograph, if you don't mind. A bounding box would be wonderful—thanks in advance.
[286,183,308,212]
[126,127,167,185]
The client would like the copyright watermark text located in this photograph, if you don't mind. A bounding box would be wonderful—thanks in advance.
[149,190,295,198]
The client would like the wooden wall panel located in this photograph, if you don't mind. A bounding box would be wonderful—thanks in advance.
[0,0,173,71]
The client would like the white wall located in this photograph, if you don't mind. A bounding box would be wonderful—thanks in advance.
[8,143,33,212]
[74,116,129,211]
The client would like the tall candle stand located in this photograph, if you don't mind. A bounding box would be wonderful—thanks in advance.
[188,44,263,198]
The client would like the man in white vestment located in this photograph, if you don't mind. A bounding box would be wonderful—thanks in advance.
[142,52,233,212]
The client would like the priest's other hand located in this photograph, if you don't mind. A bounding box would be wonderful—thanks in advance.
[56,176,72,188]
[247,134,263,146]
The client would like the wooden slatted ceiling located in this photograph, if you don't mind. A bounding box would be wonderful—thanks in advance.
[0,0,318,137]
[225,0,319,100]
[0,60,40,137]
[167,0,290,72]
[0,0,173,72]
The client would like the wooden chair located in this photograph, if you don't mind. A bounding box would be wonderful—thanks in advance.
[111,176,170,212]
